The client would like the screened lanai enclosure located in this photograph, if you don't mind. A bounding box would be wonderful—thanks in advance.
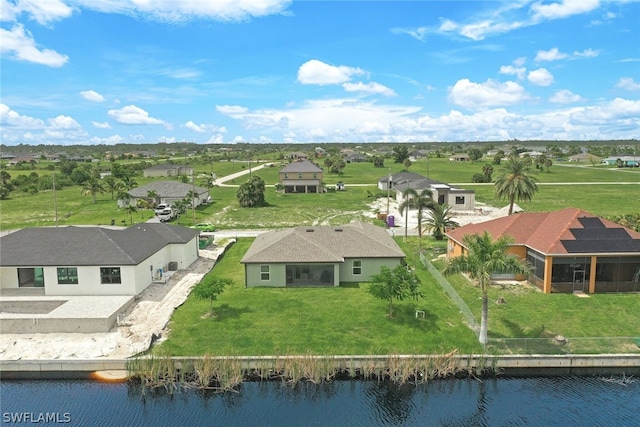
[527,251,640,294]
[285,264,334,287]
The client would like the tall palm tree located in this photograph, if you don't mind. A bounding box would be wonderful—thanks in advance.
[398,188,417,242]
[443,232,530,345]
[124,204,137,225]
[421,203,459,240]
[81,179,105,204]
[186,190,198,223]
[103,176,118,199]
[146,190,159,207]
[493,155,539,215]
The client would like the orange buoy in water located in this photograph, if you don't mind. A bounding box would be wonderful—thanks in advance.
[90,370,130,383]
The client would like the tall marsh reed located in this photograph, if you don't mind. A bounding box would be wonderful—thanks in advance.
[127,351,495,393]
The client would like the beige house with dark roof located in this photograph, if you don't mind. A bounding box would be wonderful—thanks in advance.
[279,160,324,193]
[241,222,405,287]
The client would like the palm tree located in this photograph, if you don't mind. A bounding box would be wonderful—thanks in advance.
[124,204,137,225]
[421,203,459,240]
[493,155,539,215]
[443,232,530,345]
[81,179,105,204]
[186,190,198,223]
[146,190,159,208]
[103,176,118,199]
[399,188,417,242]
[119,175,138,190]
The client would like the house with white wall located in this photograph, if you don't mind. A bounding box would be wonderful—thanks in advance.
[0,223,200,296]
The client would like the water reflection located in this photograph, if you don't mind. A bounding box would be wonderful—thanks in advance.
[2,376,639,426]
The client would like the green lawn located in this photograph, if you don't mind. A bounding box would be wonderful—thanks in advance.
[156,236,640,356]
[155,238,482,356]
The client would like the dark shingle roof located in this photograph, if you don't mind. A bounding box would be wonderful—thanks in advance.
[0,223,199,267]
[280,160,323,173]
[128,181,208,198]
[241,221,405,263]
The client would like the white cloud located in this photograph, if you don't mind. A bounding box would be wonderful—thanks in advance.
[48,115,81,129]
[615,77,640,91]
[216,105,249,115]
[535,47,568,62]
[459,19,525,41]
[499,65,526,80]
[297,59,365,85]
[391,26,429,41]
[107,105,166,125]
[448,79,530,109]
[74,0,292,22]
[92,121,111,129]
[184,120,227,133]
[342,81,396,97]
[0,24,68,67]
[528,68,554,86]
[1,0,74,24]
[0,103,44,128]
[574,48,599,58]
[80,90,105,102]
[549,89,584,104]
[530,0,600,21]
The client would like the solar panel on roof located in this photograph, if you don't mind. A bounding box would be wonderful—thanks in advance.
[570,228,629,240]
[578,217,605,228]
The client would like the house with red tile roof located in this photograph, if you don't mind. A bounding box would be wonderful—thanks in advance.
[446,208,640,294]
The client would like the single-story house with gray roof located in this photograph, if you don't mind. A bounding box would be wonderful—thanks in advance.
[143,163,194,177]
[241,221,405,287]
[0,223,199,296]
[120,180,210,208]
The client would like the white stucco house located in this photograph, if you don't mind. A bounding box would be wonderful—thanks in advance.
[0,223,200,296]
[378,172,475,211]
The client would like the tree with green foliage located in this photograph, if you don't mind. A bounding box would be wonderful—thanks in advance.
[443,232,530,345]
[468,148,483,162]
[421,203,459,240]
[392,146,409,164]
[493,155,539,215]
[368,265,423,318]
[192,276,233,315]
[124,204,137,225]
[237,175,266,207]
[103,176,118,199]
[146,190,159,207]
[372,155,384,167]
[81,179,105,204]
[403,158,412,171]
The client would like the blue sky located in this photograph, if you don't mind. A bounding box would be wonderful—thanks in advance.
[1,0,639,146]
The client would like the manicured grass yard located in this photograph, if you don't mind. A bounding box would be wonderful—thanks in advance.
[158,236,640,356]
[155,238,482,356]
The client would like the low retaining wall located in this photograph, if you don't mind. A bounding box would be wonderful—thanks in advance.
[2,354,639,380]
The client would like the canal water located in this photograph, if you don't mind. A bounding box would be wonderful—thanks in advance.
[1,376,638,426]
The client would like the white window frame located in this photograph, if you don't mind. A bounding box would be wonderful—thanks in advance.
[260,265,270,281]
[352,260,362,276]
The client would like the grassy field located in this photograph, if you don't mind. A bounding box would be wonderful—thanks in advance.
[1,157,638,230]
[156,236,639,356]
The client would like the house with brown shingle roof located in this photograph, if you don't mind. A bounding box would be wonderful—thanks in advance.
[241,221,405,287]
[446,208,640,294]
